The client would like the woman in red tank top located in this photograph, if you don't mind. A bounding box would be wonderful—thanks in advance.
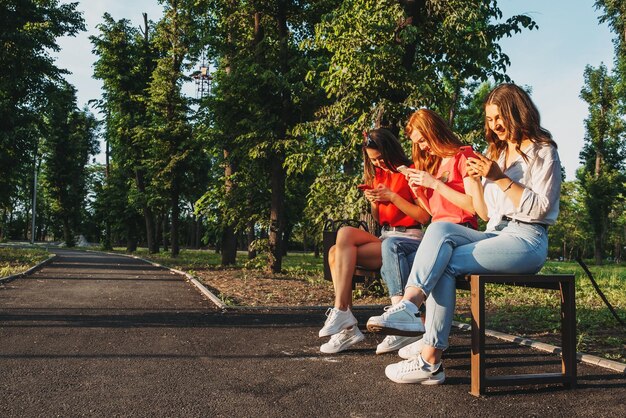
[318,128,430,353]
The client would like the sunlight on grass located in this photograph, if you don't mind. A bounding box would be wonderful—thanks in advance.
[0,247,50,278]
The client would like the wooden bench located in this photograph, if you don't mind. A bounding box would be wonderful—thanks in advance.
[455,274,576,396]
[321,224,577,396]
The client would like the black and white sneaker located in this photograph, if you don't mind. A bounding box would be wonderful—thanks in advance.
[385,355,445,385]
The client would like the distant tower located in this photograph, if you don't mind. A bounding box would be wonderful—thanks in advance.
[192,51,212,98]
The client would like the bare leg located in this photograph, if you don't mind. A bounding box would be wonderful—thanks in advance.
[390,295,403,305]
[328,245,338,297]
[421,345,443,364]
[333,227,382,310]
[402,285,426,308]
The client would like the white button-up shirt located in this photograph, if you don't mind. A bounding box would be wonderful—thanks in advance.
[483,142,561,231]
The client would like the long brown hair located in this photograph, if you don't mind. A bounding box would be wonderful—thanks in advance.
[484,83,557,161]
[362,128,412,185]
[405,109,465,174]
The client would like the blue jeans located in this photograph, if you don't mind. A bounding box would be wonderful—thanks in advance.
[380,236,422,297]
[407,221,548,350]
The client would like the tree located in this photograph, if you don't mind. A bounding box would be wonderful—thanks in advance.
[148,0,200,257]
[578,63,626,264]
[197,0,337,271]
[302,0,536,243]
[40,82,99,246]
[0,0,84,216]
[91,12,161,252]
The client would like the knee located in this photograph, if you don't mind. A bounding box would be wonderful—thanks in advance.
[425,222,456,237]
[335,226,358,246]
[423,222,462,246]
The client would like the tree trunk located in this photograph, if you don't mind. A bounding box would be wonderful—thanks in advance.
[162,214,169,252]
[136,169,157,253]
[194,216,201,249]
[268,156,286,273]
[221,149,237,265]
[63,217,74,247]
[448,84,460,128]
[170,184,180,257]
[594,234,603,265]
[247,220,257,259]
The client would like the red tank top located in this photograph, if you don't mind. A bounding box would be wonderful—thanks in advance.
[374,166,419,227]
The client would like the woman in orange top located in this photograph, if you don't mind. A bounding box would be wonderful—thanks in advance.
[319,128,429,354]
[371,109,478,356]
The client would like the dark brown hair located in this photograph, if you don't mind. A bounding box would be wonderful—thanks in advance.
[484,83,557,161]
[362,128,412,185]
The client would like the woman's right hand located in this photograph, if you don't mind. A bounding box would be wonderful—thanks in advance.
[467,154,505,181]
[363,189,377,203]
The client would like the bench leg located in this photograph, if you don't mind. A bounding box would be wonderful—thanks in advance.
[470,275,486,397]
[560,279,577,388]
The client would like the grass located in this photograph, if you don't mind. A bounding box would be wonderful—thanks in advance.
[0,247,50,278]
[454,260,626,361]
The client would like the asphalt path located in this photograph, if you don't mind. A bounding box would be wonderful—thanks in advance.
[1,249,625,417]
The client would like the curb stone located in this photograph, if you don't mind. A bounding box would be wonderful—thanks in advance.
[0,253,57,284]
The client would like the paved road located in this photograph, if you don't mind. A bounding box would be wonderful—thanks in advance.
[1,249,625,417]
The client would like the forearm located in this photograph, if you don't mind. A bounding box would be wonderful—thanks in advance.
[390,193,430,224]
[431,180,475,214]
[492,176,523,207]
[467,178,489,221]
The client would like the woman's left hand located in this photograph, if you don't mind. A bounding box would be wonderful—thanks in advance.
[407,170,438,189]
[371,184,395,202]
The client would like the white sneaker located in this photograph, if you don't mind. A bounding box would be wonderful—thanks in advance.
[385,355,445,385]
[320,326,365,354]
[398,338,425,359]
[376,335,421,355]
[319,307,358,337]
[366,302,425,336]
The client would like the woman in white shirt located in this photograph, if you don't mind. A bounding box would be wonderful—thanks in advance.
[366,83,561,385]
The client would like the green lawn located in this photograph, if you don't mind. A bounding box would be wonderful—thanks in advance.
[0,246,50,278]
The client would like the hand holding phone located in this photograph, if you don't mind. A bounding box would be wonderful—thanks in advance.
[459,145,478,160]
[357,184,373,191]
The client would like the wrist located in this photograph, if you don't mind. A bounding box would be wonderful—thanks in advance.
[489,173,508,182]
[498,177,515,191]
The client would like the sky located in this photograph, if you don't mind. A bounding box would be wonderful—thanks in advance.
[54,0,616,181]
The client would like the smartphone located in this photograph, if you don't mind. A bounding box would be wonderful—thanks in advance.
[459,146,478,159]
[397,165,409,174]
[357,184,373,191]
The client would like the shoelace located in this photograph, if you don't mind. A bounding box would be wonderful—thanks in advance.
[382,303,407,317]
[324,307,338,324]
[399,357,425,373]
[399,357,440,374]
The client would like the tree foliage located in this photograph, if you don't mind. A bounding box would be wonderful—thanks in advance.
[0,0,84,209]
[578,63,626,264]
